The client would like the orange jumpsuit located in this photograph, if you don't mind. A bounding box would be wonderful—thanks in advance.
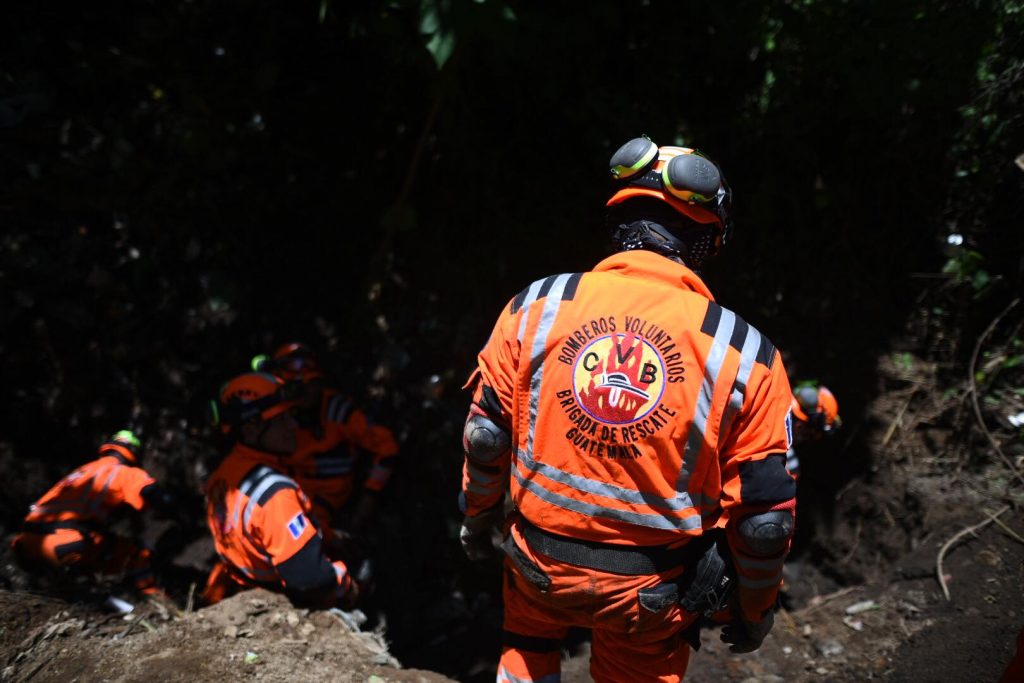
[11,443,160,595]
[290,388,399,530]
[463,250,796,682]
[203,442,353,606]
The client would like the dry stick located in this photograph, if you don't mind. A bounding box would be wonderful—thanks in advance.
[882,390,917,447]
[185,582,196,614]
[967,297,1024,488]
[794,586,860,617]
[990,516,1024,546]
[840,518,863,564]
[936,505,1010,601]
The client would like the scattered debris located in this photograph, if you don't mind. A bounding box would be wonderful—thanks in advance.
[845,600,879,615]
[842,616,865,631]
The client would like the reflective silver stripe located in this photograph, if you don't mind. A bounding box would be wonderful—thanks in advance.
[314,467,352,476]
[517,448,691,512]
[235,466,274,527]
[327,396,353,423]
[676,309,736,496]
[526,274,571,458]
[314,455,353,464]
[738,570,784,589]
[243,474,298,528]
[314,456,354,475]
[734,555,786,572]
[497,666,560,683]
[719,323,763,438]
[467,462,500,484]
[513,466,701,531]
[516,279,545,342]
[239,466,273,497]
[466,482,498,496]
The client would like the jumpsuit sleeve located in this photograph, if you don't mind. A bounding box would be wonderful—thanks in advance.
[460,298,522,517]
[251,487,340,606]
[343,408,400,492]
[717,349,797,623]
[107,465,157,512]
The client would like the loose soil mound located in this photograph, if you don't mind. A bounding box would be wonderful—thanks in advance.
[0,589,455,683]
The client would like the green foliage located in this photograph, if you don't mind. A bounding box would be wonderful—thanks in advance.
[419,0,517,70]
[941,248,996,297]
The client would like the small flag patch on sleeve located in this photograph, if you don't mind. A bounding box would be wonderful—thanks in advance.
[286,512,307,540]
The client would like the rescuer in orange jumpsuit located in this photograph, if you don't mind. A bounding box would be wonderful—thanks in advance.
[11,430,172,597]
[251,343,399,536]
[459,137,797,682]
[785,384,842,477]
[202,372,359,608]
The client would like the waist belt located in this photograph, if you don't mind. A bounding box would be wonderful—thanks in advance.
[518,517,699,575]
[21,520,98,536]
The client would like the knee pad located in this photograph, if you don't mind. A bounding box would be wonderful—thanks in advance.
[737,510,794,557]
[464,412,511,463]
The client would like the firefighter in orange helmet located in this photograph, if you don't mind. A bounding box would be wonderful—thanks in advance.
[202,372,358,608]
[459,137,797,682]
[11,430,173,598]
[251,343,399,537]
[785,384,842,477]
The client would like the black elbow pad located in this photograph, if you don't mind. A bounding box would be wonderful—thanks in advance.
[737,511,794,557]
[464,412,511,463]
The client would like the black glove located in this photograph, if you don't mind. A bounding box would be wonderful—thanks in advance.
[459,507,504,562]
[140,483,178,517]
[679,538,734,616]
[721,610,774,653]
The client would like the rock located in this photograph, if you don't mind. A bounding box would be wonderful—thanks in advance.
[815,639,844,657]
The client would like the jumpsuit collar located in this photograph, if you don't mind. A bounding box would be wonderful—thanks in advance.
[592,249,716,301]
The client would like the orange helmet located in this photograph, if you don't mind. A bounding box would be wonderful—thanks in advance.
[252,342,323,382]
[98,429,142,464]
[791,385,842,433]
[211,372,300,433]
[606,137,733,263]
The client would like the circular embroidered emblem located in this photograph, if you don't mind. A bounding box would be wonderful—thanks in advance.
[572,333,666,425]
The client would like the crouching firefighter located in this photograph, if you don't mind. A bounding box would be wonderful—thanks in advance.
[11,430,174,598]
[785,383,842,478]
[202,372,359,609]
[458,137,798,682]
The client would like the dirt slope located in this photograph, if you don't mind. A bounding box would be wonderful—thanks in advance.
[1,350,1022,682]
[0,589,455,683]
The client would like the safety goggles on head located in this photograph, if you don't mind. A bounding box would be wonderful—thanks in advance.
[607,136,733,244]
[208,377,303,432]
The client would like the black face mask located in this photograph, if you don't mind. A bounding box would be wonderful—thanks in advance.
[606,198,715,270]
